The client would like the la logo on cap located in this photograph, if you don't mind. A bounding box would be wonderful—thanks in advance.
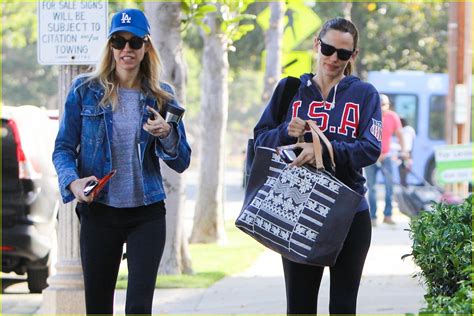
[121,12,131,24]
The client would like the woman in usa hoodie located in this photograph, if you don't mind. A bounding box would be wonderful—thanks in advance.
[254,18,381,314]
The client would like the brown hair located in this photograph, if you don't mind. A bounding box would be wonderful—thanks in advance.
[317,17,359,76]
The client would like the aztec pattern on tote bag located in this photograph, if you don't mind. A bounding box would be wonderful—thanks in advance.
[236,147,362,266]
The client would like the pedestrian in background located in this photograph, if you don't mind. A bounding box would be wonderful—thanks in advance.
[52,8,191,314]
[398,117,416,186]
[365,94,407,226]
[253,17,381,314]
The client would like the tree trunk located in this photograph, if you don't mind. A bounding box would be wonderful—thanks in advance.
[144,2,193,274]
[189,10,228,244]
[350,4,367,78]
[342,2,353,21]
[262,1,284,104]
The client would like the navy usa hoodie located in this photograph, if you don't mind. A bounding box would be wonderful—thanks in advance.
[254,73,382,212]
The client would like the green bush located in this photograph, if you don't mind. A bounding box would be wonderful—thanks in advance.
[408,195,473,314]
[422,275,473,314]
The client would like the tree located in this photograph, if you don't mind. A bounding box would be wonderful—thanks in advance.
[261,1,284,103]
[189,0,254,243]
[2,1,58,108]
[311,2,448,78]
[341,2,352,21]
[336,2,448,78]
[143,2,193,275]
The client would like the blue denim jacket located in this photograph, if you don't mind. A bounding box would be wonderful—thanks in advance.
[52,76,191,205]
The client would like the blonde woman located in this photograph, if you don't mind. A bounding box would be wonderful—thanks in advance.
[53,9,191,314]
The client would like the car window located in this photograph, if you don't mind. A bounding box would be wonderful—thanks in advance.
[428,95,446,140]
[385,93,418,132]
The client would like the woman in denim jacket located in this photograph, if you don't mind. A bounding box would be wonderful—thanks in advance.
[52,9,191,315]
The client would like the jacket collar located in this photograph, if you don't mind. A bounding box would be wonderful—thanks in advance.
[83,77,151,103]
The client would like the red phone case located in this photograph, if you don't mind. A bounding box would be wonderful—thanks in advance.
[91,169,116,197]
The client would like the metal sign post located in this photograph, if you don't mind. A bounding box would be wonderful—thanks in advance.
[37,1,107,313]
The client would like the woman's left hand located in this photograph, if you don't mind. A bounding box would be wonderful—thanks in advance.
[143,106,171,138]
[289,142,316,168]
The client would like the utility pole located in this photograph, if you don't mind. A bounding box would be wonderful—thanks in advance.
[446,2,472,196]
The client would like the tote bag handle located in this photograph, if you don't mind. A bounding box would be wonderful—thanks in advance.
[306,120,336,172]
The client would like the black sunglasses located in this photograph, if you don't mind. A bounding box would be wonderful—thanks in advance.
[111,35,147,50]
[318,39,354,61]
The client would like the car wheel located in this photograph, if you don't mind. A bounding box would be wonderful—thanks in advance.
[27,266,50,293]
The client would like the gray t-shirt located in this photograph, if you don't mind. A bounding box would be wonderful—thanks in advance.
[107,88,144,207]
[106,88,179,207]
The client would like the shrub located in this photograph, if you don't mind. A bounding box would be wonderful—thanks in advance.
[408,195,473,314]
[422,275,472,314]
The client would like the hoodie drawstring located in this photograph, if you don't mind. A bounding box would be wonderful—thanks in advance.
[331,84,338,110]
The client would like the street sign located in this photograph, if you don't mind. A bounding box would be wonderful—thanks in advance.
[37,1,108,65]
[434,144,473,184]
[261,50,312,79]
[454,84,468,124]
[257,0,321,52]
[281,51,312,77]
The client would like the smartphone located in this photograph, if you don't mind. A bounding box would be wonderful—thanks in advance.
[83,169,117,197]
[83,180,99,196]
[280,149,297,162]
[277,145,300,163]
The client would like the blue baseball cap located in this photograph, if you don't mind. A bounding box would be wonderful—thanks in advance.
[108,9,150,38]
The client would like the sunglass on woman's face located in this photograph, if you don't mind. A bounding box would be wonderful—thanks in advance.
[318,39,354,61]
[110,35,147,50]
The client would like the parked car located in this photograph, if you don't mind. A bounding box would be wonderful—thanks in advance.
[2,105,59,293]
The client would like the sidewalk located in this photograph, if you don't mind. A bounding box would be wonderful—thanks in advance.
[121,215,423,314]
[1,171,426,314]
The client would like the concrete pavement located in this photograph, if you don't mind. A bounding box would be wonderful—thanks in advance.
[1,170,426,314]
[143,216,424,314]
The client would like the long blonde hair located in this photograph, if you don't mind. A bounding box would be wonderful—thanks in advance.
[85,35,171,110]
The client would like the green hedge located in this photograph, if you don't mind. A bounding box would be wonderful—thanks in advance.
[408,195,473,314]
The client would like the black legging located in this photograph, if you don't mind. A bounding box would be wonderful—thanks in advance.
[282,210,371,315]
[77,201,166,315]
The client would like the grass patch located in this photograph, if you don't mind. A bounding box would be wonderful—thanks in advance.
[117,221,264,289]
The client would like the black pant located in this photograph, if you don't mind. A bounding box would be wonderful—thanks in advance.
[282,210,371,315]
[77,201,166,315]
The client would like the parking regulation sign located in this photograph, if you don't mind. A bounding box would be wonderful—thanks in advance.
[37,1,108,65]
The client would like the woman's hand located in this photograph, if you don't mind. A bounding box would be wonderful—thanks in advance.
[143,106,172,138]
[289,142,316,167]
[288,117,307,138]
[69,176,98,204]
